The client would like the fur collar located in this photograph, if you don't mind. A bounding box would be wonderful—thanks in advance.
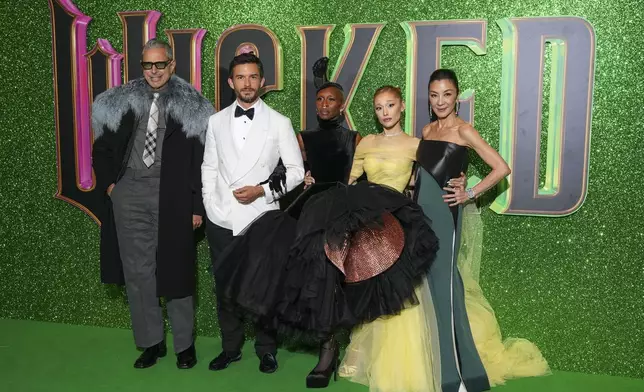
[92,76,214,144]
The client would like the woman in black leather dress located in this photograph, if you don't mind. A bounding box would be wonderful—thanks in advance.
[415,69,549,392]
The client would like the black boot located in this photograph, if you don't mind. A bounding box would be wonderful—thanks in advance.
[305,338,339,388]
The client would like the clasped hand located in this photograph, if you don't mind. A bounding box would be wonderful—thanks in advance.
[233,185,264,204]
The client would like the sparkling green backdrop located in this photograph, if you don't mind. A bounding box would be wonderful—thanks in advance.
[1,0,643,379]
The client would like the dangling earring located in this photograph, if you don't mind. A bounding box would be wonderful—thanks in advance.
[455,102,460,115]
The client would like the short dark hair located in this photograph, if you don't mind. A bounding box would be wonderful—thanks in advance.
[228,53,264,78]
[317,82,345,102]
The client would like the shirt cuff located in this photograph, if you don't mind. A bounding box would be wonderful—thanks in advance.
[261,183,275,204]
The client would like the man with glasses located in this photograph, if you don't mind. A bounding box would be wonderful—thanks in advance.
[92,38,213,370]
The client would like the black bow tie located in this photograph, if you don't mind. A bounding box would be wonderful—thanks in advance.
[235,106,255,120]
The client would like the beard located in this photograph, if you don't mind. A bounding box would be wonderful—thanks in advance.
[236,88,259,103]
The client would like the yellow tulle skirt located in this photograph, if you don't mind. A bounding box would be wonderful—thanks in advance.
[338,277,442,392]
[462,271,551,386]
[338,205,550,392]
[458,204,550,387]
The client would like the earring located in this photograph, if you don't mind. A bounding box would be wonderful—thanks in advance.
[455,102,460,115]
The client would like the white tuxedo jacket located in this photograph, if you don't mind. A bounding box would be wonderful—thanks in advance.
[201,99,304,235]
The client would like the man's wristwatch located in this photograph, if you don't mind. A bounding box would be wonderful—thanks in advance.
[465,187,476,200]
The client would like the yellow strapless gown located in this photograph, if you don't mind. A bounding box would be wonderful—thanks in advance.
[337,134,549,392]
[338,134,442,392]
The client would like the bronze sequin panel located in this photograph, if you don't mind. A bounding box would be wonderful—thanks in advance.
[324,213,404,282]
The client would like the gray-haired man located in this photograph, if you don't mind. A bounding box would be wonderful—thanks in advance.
[92,39,213,369]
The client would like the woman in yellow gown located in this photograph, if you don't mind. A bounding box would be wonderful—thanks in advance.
[337,85,444,392]
[338,76,549,392]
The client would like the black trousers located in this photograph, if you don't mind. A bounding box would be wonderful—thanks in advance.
[205,219,277,358]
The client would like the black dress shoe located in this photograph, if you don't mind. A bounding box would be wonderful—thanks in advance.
[259,353,278,374]
[134,342,167,369]
[176,344,197,369]
[208,351,242,371]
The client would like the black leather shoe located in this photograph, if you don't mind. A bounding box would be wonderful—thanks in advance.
[208,351,242,371]
[259,353,278,374]
[176,344,197,369]
[134,342,167,369]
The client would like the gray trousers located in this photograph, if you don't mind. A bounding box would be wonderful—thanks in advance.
[111,169,194,353]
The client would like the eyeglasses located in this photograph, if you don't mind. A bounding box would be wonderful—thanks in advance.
[141,61,171,70]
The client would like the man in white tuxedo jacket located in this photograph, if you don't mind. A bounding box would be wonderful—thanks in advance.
[201,53,304,374]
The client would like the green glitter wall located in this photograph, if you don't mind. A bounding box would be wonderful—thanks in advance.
[1,0,643,379]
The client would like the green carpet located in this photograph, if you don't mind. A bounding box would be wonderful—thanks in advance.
[1,319,642,392]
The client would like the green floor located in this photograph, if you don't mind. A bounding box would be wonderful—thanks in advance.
[1,319,642,392]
